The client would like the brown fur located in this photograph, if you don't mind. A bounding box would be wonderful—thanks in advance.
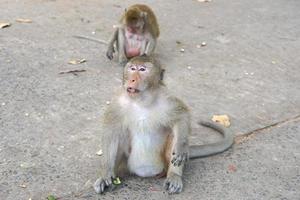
[121,4,160,38]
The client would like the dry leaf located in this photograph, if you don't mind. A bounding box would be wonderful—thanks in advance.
[68,59,86,65]
[212,114,230,127]
[0,22,11,29]
[96,149,103,156]
[16,18,32,23]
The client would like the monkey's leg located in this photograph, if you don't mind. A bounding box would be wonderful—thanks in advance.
[144,37,157,56]
[117,28,128,65]
[106,28,118,60]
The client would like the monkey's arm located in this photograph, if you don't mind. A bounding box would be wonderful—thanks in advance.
[170,114,190,168]
[94,105,123,194]
[168,98,191,168]
[106,28,118,60]
[189,121,234,158]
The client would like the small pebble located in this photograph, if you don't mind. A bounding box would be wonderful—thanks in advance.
[201,42,207,46]
[187,66,192,70]
[25,113,29,116]
[96,149,103,156]
[180,48,185,53]
[106,101,110,105]
[1,102,5,106]
[92,31,96,35]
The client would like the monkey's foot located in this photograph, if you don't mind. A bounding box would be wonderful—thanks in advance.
[171,152,188,166]
[164,173,183,194]
[94,176,114,194]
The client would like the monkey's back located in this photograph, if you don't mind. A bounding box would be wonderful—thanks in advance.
[129,4,160,38]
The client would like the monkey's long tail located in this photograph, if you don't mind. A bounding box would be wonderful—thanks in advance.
[189,121,234,159]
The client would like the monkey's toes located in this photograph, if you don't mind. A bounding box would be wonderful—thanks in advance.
[163,174,183,194]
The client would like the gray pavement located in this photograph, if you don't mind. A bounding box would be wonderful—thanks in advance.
[0,0,299,199]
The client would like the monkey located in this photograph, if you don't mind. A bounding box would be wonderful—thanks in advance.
[94,55,234,194]
[106,4,160,65]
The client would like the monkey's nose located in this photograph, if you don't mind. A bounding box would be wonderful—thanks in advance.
[131,79,135,82]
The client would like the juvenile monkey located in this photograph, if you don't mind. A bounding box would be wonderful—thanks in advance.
[106,4,160,65]
[94,56,234,194]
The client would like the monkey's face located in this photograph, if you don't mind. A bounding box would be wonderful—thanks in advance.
[125,9,145,33]
[123,61,160,98]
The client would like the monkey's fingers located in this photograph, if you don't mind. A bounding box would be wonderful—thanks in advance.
[104,178,112,186]
[164,174,183,194]
[94,178,106,194]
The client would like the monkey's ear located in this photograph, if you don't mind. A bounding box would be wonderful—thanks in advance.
[160,69,165,80]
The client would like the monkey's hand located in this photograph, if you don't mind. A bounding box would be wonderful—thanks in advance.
[171,152,188,167]
[164,172,183,194]
[106,47,114,60]
[94,175,114,194]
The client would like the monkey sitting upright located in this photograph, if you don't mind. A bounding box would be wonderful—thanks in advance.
[94,56,234,194]
[106,4,160,65]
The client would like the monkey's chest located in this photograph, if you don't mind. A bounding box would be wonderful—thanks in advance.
[128,128,167,177]
[125,30,146,58]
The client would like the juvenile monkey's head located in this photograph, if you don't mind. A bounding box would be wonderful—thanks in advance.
[123,56,164,98]
[124,7,147,33]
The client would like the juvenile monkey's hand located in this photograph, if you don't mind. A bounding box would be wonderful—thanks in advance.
[94,175,114,194]
[171,152,188,167]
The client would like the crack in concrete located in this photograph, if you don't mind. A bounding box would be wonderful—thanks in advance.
[235,114,300,144]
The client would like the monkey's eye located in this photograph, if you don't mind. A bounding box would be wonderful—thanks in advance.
[138,66,146,72]
[130,66,137,71]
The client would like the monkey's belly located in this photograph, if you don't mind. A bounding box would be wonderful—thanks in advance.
[125,30,145,58]
[128,131,167,177]
[126,47,141,58]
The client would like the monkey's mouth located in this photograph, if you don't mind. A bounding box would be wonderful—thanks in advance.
[127,87,140,94]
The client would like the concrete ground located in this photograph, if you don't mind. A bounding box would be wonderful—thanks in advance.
[0,0,299,199]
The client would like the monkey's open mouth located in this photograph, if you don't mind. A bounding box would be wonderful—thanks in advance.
[127,87,140,94]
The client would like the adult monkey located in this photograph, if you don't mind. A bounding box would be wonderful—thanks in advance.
[106,4,159,65]
[94,56,234,194]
